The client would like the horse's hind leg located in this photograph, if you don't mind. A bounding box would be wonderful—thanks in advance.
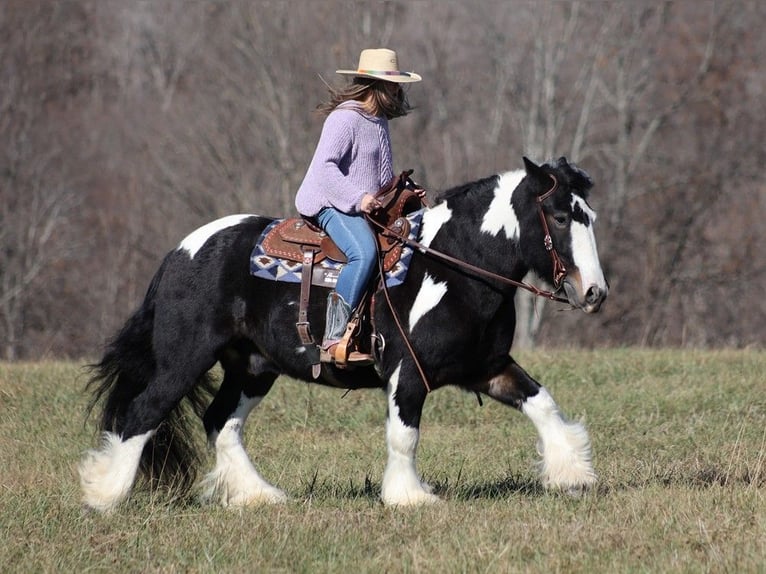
[200,350,286,507]
[481,358,596,493]
[79,428,156,513]
[80,356,215,513]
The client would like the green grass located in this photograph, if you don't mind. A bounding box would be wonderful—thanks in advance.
[1,350,764,573]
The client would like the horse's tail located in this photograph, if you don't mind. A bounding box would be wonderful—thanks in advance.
[85,255,213,496]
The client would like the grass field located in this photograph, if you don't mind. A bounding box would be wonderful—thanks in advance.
[1,349,764,573]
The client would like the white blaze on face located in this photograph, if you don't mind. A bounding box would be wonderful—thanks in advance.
[570,196,607,292]
[178,214,254,259]
[480,170,524,239]
[420,202,452,249]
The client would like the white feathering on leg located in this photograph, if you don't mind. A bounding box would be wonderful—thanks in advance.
[200,394,287,507]
[522,387,596,492]
[380,363,440,506]
[79,430,154,513]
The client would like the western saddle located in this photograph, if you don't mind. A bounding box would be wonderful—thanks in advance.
[259,171,424,376]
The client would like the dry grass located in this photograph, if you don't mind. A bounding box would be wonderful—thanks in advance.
[1,350,764,573]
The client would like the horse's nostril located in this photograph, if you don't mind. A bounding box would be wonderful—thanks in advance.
[585,286,601,304]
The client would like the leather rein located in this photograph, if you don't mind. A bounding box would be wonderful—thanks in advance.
[365,174,569,393]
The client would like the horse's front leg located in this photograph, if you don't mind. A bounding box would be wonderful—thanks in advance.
[381,362,440,506]
[480,358,597,493]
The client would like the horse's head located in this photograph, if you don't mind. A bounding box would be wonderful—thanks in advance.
[518,157,608,313]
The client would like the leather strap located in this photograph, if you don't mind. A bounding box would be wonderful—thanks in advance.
[296,248,321,378]
[536,175,567,289]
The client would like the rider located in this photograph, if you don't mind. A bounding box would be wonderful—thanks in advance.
[295,48,422,365]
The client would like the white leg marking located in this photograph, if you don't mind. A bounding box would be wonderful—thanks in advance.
[201,394,287,507]
[480,170,524,239]
[408,273,448,332]
[381,364,440,506]
[79,430,155,513]
[522,387,596,492]
[178,214,254,259]
[419,202,452,249]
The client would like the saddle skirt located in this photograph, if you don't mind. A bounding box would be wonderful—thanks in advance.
[250,210,423,289]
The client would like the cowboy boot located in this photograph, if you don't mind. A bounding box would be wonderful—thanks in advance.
[321,292,374,366]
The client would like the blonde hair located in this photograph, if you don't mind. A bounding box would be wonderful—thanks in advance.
[317,77,412,119]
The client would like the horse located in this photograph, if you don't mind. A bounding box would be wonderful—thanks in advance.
[79,156,608,512]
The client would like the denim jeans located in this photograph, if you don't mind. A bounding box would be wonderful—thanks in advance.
[316,207,377,309]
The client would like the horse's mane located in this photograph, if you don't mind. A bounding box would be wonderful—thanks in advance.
[544,158,593,200]
[433,174,500,205]
[432,159,593,206]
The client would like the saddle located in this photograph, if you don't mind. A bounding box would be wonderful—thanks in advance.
[260,170,423,376]
[260,170,421,278]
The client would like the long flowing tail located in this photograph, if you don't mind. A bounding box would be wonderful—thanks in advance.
[84,257,213,498]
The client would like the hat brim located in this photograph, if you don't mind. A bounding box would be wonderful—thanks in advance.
[336,69,422,83]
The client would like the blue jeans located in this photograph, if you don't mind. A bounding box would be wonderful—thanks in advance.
[316,207,377,309]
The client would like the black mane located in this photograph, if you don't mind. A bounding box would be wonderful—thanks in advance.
[433,157,593,206]
[434,174,500,205]
[543,157,593,200]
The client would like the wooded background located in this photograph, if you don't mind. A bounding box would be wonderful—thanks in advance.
[1,0,764,360]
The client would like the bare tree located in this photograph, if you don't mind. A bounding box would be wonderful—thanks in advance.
[0,2,83,359]
[481,2,613,347]
[596,3,717,229]
[2,0,765,358]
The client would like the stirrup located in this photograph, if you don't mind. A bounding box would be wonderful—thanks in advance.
[320,343,374,367]
[321,316,374,367]
[320,293,374,367]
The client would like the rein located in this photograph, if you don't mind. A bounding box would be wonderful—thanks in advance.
[366,174,569,394]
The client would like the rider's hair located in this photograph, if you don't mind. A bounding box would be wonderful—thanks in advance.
[317,77,412,120]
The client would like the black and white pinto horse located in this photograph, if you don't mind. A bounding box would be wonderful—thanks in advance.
[80,157,608,512]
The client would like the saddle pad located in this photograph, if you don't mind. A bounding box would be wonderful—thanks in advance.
[250,210,423,288]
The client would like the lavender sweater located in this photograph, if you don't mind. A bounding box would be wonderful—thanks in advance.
[295,102,394,216]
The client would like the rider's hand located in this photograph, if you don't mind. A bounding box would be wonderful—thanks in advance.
[360,193,382,214]
[405,177,427,200]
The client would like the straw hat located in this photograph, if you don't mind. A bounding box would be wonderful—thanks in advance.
[336,48,422,83]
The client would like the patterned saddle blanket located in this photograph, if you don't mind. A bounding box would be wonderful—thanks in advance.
[250,210,423,289]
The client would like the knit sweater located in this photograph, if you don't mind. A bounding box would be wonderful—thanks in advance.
[295,102,394,216]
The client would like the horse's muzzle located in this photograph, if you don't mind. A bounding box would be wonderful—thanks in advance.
[563,280,607,313]
[583,285,607,313]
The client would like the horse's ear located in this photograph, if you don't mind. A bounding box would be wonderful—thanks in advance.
[557,156,569,168]
[524,157,548,189]
[523,156,541,174]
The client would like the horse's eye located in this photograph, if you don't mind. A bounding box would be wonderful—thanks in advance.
[553,213,569,227]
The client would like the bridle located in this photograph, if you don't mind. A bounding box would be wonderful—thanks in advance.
[365,174,570,393]
[535,175,568,290]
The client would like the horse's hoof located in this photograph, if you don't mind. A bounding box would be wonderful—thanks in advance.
[381,486,442,507]
[226,488,288,507]
[564,485,587,498]
[384,493,442,507]
[548,480,595,498]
